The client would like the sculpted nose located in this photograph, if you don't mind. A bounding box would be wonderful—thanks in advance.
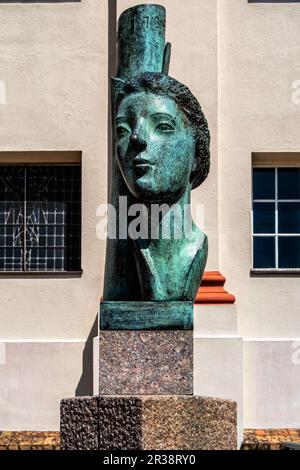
[130,133,147,152]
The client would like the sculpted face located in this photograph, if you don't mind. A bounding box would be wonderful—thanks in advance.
[115,92,196,203]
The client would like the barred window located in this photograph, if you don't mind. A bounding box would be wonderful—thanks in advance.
[0,165,81,272]
[252,167,300,270]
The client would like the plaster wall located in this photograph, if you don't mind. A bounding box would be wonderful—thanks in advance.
[217,0,300,428]
[218,0,300,338]
[244,339,300,428]
[0,0,108,340]
[0,340,87,431]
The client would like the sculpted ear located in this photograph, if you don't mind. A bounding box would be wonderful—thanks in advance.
[191,153,200,187]
[192,152,199,173]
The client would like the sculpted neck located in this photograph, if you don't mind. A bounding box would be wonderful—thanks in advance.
[131,185,207,301]
[144,186,194,246]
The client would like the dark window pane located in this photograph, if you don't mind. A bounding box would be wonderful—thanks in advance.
[278,237,300,268]
[25,248,63,271]
[253,168,275,200]
[278,168,300,200]
[0,164,81,271]
[0,202,23,225]
[278,202,300,234]
[0,166,26,270]
[26,166,81,271]
[0,247,23,272]
[0,166,24,201]
[0,225,23,248]
[253,202,275,234]
[253,236,275,268]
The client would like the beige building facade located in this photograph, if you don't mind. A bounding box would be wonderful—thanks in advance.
[0,0,299,440]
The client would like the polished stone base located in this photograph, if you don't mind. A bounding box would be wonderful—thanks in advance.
[60,395,237,450]
[98,330,193,395]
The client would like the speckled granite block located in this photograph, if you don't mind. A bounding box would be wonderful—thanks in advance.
[60,397,98,450]
[60,396,237,450]
[141,396,237,450]
[98,331,193,395]
[98,397,142,450]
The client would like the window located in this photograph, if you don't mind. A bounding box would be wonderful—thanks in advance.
[252,168,300,270]
[0,165,81,272]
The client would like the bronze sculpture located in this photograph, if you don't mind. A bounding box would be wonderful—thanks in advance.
[102,4,210,328]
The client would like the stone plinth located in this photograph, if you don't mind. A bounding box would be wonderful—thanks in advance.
[60,397,98,451]
[60,396,237,450]
[100,301,193,330]
[97,331,193,395]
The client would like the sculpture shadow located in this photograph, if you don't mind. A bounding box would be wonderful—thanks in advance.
[75,314,98,397]
[75,2,117,397]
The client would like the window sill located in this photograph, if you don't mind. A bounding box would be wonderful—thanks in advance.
[250,269,300,277]
[0,270,83,279]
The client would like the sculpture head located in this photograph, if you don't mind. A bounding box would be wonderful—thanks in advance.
[114,72,210,204]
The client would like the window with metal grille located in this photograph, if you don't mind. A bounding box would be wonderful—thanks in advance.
[252,167,300,270]
[0,165,81,272]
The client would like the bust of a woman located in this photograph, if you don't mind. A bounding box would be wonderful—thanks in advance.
[114,72,210,302]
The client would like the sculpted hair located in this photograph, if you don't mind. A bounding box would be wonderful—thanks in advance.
[113,72,210,189]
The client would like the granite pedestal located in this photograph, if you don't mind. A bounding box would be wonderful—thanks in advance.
[98,330,193,395]
[60,305,237,450]
[61,395,237,450]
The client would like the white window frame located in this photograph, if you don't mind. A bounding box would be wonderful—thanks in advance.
[252,166,300,272]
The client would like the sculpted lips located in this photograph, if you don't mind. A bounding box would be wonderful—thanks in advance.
[131,157,154,170]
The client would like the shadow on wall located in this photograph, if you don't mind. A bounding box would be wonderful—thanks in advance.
[107,0,117,197]
[75,314,98,396]
[75,1,117,396]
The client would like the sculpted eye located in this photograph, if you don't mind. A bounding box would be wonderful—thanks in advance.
[116,126,130,138]
[155,123,175,134]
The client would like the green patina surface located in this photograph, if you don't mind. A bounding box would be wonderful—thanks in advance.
[102,4,210,329]
[100,301,193,330]
[117,4,167,79]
